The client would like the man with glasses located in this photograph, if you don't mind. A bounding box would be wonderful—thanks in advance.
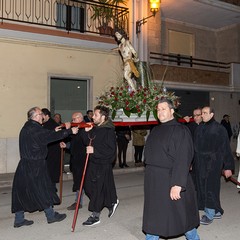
[42,108,63,193]
[67,112,86,210]
[184,107,202,138]
[194,106,235,225]
[184,108,203,187]
[11,107,78,228]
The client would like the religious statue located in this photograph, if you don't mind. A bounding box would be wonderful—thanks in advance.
[115,32,140,91]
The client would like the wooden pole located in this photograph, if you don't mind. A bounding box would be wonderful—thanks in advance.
[59,148,64,204]
[228,176,240,186]
[71,137,94,232]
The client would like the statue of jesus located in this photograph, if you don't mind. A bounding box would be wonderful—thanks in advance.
[115,32,140,91]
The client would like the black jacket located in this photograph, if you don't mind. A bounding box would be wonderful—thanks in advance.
[43,118,62,183]
[12,120,72,213]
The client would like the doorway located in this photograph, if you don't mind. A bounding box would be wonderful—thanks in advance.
[50,76,91,173]
[170,89,209,117]
[50,77,90,122]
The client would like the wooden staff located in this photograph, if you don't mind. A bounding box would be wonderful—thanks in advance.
[227,176,240,186]
[221,172,240,186]
[61,118,193,129]
[59,147,65,204]
[61,122,94,128]
[71,136,95,232]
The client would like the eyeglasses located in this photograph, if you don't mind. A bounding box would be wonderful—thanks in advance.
[193,114,201,117]
[72,116,82,121]
[35,113,43,117]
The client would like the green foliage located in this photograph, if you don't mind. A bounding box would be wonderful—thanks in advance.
[98,81,180,120]
[91,0,127,26]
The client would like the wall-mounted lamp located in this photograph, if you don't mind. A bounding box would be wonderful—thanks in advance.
[136,0,160,34]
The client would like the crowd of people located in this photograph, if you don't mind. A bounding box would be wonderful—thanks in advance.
[11,102,238,240]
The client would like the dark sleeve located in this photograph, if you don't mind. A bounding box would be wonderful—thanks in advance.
[219,127,235,170]
[38,128,72,145]
[92,129,116,163]
[170,126,194,189]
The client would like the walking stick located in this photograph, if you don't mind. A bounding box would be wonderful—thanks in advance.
[59,147,65,204]
[71,135,95,232]
[228,176,240,186]
[222,173,240,186]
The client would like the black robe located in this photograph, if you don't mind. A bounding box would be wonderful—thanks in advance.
[83,120,118,213]
[12,120,72,213]
[220,119,233,140]
[194,118,235,214]
[186,121,202,139]
[42,118,61,183]
[142,119,199,238]
[69,129,86,192]
[185,121,202,187]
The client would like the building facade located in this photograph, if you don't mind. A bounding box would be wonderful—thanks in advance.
[0,0,240,173]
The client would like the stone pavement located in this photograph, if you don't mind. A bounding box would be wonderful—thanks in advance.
[1,161,240,240]
[0,161,144,189]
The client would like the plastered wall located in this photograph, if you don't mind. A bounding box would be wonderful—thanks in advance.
[0,37,122,173]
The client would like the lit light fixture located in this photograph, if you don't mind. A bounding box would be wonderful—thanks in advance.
[136,0,160,34]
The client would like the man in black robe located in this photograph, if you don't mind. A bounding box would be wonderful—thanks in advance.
[42,108,63,192]
[184,107,203,187]
[11,107,78,228]
[220,114,233,141]
[143,99,200,240]
[194,106,234,225]
[67,112,86,210]
[53,113,62,125]
[82,105,119,226]
[83,109,93,122]
[184,107,202,138]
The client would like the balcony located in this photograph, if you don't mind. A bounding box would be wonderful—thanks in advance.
[0,0,129,37]
[219,0,240,6]
[149,52,240,91]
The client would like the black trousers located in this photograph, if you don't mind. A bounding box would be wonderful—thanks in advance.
[134,146,144,163]
[117,139,128,166]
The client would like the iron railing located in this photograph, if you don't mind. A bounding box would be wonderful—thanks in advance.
[150,52,231,72]
[219,0,240,6]
[0,0,129,37]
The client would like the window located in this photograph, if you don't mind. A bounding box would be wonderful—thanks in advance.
[50,77,90,122]
[168,30,194,56]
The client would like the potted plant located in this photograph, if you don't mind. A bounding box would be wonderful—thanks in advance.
[91,0,127,35]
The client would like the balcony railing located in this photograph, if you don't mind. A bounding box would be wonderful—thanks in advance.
[219,0,240,6]
[150,52,231,72]
[0,0,129,37]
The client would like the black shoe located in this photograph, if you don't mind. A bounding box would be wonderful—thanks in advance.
[119,164,123,168]
[213,212,222,219]
[123,164,129,168]
[135,162,141,167]
[14,219,34,228]
[200,215,213,225]
[67,202,82,210]
[82,216,100,226]
[47,212,67,224]
[108,199,119,218]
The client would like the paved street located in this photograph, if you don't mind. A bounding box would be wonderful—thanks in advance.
[0,169,240,240]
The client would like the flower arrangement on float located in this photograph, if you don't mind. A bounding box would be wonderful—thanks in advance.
[97,81,180,121]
